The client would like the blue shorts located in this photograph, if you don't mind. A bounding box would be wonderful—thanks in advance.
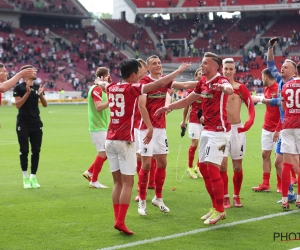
[275,138,283,155]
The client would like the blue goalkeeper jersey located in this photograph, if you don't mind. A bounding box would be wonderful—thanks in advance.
[267,60,293,123]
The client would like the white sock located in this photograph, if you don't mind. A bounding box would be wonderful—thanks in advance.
[224,194,229,198]
[22,171,28,178]
[297,195,300,200]
[282,197,288,203]
[86,170,92,176]
[30,174,36,178]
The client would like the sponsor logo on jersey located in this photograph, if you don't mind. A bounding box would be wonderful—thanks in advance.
[148,92,166,98]
[200,92,213,98]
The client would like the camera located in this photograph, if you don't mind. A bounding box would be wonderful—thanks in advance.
[269,37,279,46]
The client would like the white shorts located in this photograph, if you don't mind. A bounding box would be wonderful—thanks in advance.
[199,130,231,165]
[261,128,276,151]
[105,140,136,175]
[225,122,246,160]
[281,129,300,154]
[90,131,107,152]
[134,128,141,154]
[188,123,203,139]
[139,128,169,156]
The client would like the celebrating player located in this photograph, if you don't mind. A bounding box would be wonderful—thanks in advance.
[105,58,190,234]
[155,52,233,225]
[220,58,255,208]
[82,67,110,189]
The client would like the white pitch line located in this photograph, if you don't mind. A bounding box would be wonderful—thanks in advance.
[99,210,299,250]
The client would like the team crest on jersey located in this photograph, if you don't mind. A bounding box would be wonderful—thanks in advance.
[148,92,166,98]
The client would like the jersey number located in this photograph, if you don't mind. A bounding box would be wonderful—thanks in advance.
[109,93,125,117]
[285,89,300,108]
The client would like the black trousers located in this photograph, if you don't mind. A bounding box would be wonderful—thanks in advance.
[16,125,43,174]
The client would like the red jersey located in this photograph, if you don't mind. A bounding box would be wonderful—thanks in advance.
[138,75,172,129]
[92,86,102,102]
[233,82,255,133]
[281,78,300,129]
[194,74,231,132]
[263,82,280,132]
[106,82,143,141]
[187,89,202,124]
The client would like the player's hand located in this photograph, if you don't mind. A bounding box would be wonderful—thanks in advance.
[199,116,205,124]
[212,83,223,91]
[180,121,186,128]
[107,75,112,83]
[19,68,37,79]
[143,127,153,145]
[268,37,278,48]
[177,63,191,73]
[25,83,31,94]
[38,84,44,95]
[273,131,280,142]
[155,106,171,116]
[251,96,260,104]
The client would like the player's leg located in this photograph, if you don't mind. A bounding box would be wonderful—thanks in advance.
[230,125,245,207]
[29,128,43,188]
[202,131,231,225]
[199,131,215,218]
[148,157,156,188]
[151,129,170,213]
[220,157,230,208]
[274,139,283,193]
[112,140,135,234]
[187,123,200,179]
[252,129,273,192]
[89,131,108,188]
[17,125,31,188]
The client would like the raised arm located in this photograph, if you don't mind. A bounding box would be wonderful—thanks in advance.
[142,63,191,94]
[172,80,198,90]
[0,68,36,93]
[238,84,255,133]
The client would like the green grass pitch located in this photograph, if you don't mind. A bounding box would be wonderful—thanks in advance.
[0,104,299,250]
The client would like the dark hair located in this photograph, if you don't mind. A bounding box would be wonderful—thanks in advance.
[120,59,141,79]
[20,65,34,71]
[204,52,222,66]
[96,67,109,78]
[146,55,159,65]
[194,68,201,78]
[0,63,4,68]
[261,68,274,80]
[297,62,300,76]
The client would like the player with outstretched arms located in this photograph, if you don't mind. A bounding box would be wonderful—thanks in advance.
[104,58,190,234]
[155,52,233,225]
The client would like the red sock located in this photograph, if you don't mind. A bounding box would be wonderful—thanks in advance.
[88,163,94,173]
[233,170,243,196]
[220,171,228,196]
[91,156,106,182]
[113,204,119,223]
[276,173,281,188]
[291,167,296,179]
[298,166,300,195]
[282,162,293,197]
[207,164,224,213]
[149,158,156,186]
[188,146,197,168]
[138,168,149,200]
[263,172,270,186]
[155,168,166,198]
[114,204,134,235]
[199,162,215,208]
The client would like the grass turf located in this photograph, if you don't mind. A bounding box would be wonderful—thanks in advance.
[0,104,299,250]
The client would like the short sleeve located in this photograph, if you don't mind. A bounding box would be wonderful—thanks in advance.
[13,85,21,97]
